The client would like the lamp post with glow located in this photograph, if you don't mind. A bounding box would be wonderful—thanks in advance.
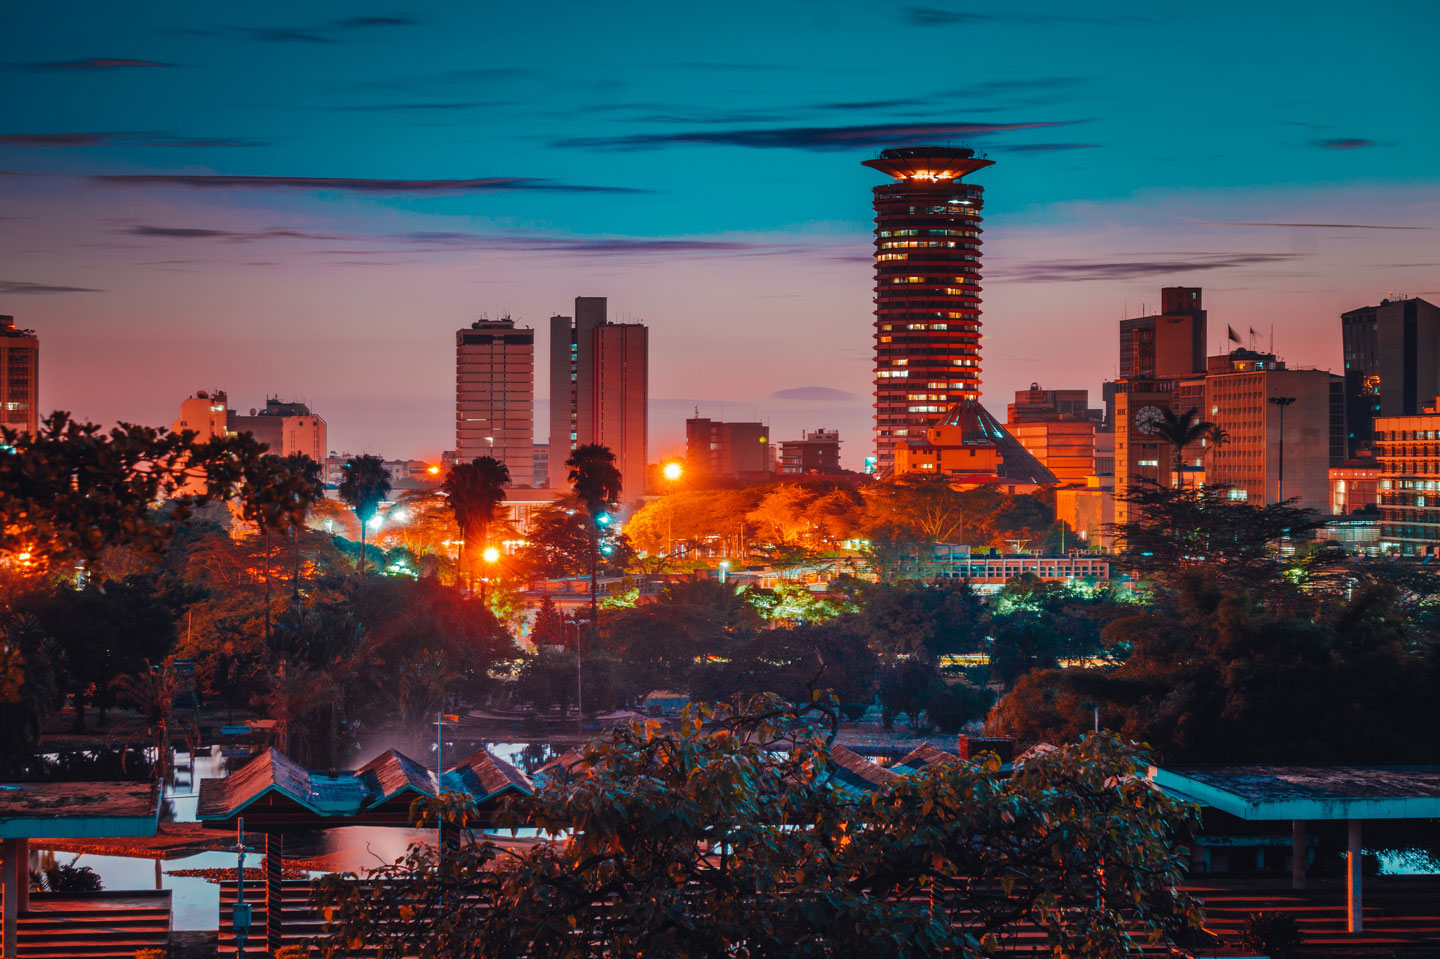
[479,545,499,606]
[661,460,683,558]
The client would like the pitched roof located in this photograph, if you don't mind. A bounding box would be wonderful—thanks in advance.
[533,747,587,783]
[196,747,367,821]
[0,781,161,839]
[828,745,900,795]
[356,749,439,806]
[444,748,533,800]
[892,743,959,774]
[930,398,1059,485]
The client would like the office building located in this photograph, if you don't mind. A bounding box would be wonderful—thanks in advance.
[1341,296,1440,457]
[1119,287,1207,380]
[686,415,772,482]
[457,316,535,487]
[863,147,1050,482]
[173,391,327,464]
[1007,421,1095,485]
[549,297,648,507]
[0,315,38,435]
[1202,349,1344,512]
[778,429,843,475]
[1330,456,1381,516]
[1007,384,1102,425]
[1111,376,1205,527]
[1376,398,1440,554]
[532,443,550,488]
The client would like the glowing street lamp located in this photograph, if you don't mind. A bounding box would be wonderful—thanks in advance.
[662,461,683,558]
[480,545,500,605]
[662,461,682,483]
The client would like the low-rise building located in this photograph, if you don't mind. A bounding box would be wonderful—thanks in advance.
[1376,398,1440,554]
[891,544,1113,591]
[778,428,842,475]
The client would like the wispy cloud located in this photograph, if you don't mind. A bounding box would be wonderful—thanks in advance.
[994,142,1098,152]
[95,174,647,194]
[769,386,859,402]
[26,57,177,71]
[123,225,347,241]
[0,131,267,148]
[555,119,1079,151]
[331,101,510,113]
[905,6,1157,26]
[1202,220,1431,230]
[0,279,102,294]
[333,15,418,28]
[1312,137,1376,150]
[241,27,332,43]
[996,253,1303,283]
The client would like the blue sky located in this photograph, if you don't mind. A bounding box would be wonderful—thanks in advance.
[2,0,1436,467]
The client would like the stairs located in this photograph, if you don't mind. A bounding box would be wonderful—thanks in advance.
[14,891,170,959]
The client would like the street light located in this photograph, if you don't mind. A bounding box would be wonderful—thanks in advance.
[480,546,500,605]
[1268,396,1297,504]
[718,559,730,584]
[662,461,683,557]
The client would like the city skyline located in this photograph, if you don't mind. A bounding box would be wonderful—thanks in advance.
[3,1,1438,468]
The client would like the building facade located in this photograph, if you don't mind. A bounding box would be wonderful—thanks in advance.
[457,317,535,487]
[1006,383,1102,424]
[174,391,327,464]
[1112,378,1205,527]
[1202,349,1344,512]
[1376,400,1440,554]
[1341,296,1440,458]
[548,297,649,508]
[1119,287,1207,380]
[778,429,843,475]
[863,147,991,473]
[1007,420,1095,485]
[1330,458,1381,516]
[0,315,38,435]
[686,416,772,482]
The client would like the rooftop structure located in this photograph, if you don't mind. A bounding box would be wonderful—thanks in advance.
[892,397,1058,488]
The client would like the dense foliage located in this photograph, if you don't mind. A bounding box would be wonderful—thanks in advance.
[315,697,1202,959]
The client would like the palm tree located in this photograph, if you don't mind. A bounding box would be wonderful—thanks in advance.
[566,444,623,637]
[110,662,175,783]
[281,453,326,604]
[337,455,392,577]
[442,456,511,593]
[1153,407,1215,487]
[1204,423,1230,478]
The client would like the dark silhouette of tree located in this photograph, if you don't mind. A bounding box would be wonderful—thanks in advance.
[281,453,326,603]
[442,456,511,593]
[565,444,622,634]
[337,454,392,577]
[531,596,566,648]
[239,454,326,643]
[110,661,175,782]
[1152,406,1214,484]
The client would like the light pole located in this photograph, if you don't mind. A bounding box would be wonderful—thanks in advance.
[661,461,683,558]
[1268,396,1297,504]
[479,545,499,607]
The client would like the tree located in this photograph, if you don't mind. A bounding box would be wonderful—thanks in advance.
[237,453,325,643]
[530,595,566,648]
[566,444,623,638]
[1,411,271,577]
[337,454,392,577]
[442,456,511,593]
[315,697,1203,959]
[280,453,326,603]
[109,662,175,782]
[1152,406,1214,485]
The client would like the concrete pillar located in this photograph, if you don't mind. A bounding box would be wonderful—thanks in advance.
[266,832,286,954]
[14,841,27,914]
[2,837,22,959]
[1346,819,1363,933]
[1291,821,1306,890]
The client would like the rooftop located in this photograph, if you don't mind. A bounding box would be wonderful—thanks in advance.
[1149,764,1440,821]
[0,781,161,839]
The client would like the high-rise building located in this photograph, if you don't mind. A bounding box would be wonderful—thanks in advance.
[863,147,990,473]
[863,147,1053,486]
[457,316,535,487]
[1007,384,1102,425]
[1119,287,1207,380]
[686,415,772,482]
[1341,296,1440,457]
[548,297,648,507]
[0,315,38,435]
[1007,421,1096,485]
[1202,349,1345,512]
[1376,398,1440,554]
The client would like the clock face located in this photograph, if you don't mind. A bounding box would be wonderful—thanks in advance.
[1134,405,1164,435]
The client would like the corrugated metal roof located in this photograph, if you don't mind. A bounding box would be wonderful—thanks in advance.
[356,749,439,806]
[828,745,900,795]
[892,743,959,774]
[444,748,533,800]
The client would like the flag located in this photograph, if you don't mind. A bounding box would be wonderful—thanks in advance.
[1227,325,1241,344]
[1250,326,1259,339]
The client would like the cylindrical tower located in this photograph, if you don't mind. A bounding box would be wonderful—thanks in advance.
[863,146,994,473]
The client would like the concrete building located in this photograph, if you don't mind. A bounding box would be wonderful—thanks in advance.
[1202,349,1344,512]
[1119,287,1207,380]
[0,315,38,435]
[893,403,1056,490]
[778,429,843,475]
[172,391,327,464]
[532,443,550,488]
[686,415,772,482]
[457,317,534,487]
[1341,296,1440,457]
[1375,399,1440,554]
[1006,383,1102,424]
[1112,377,1205,527]
[549,297,648,507]
[173,389,230,440]
[325,455,440,492]
[1056,475,1115,550]
[1330,456,1381,516]
[1007,420,1095,485]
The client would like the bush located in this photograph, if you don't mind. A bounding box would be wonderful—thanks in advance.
[1239,911,1302,959]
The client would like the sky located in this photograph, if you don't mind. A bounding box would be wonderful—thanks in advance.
[2,0,1437,470]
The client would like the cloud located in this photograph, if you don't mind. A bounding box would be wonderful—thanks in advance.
[27,57,177,70]
[332,101,509,112]
[1202,220,1431,231]
[555,119,1078,151]
[994,142,1099,152]
[996,253,1303,283]
[905,6,1155,26]
[0,280,102,294]
[333,15,418,27]
[124,225,347,241]
[94,174,646,194]
[769,386,860,402]
[0,132,266,148]
[242,27,333,43]
[1312,137,1376,150]
[236,15,417,43]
